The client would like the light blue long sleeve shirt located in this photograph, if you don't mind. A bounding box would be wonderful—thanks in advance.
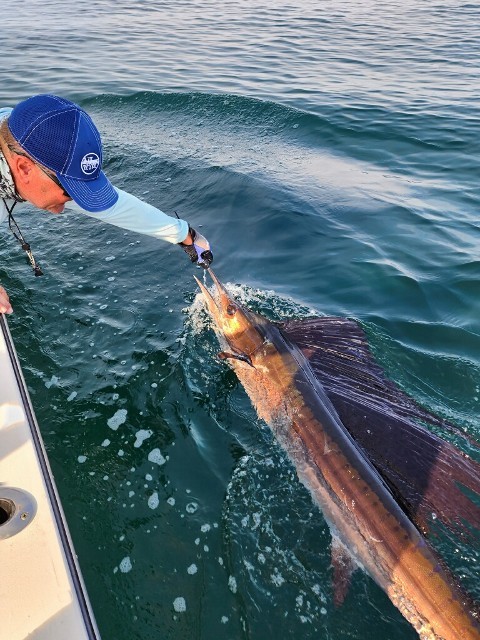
[0,107,189,244]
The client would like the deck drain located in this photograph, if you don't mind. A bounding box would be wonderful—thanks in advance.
[0,488,37,540]
[0,498,15,526]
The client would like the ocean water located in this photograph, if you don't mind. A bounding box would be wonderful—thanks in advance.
[1,1,479,639]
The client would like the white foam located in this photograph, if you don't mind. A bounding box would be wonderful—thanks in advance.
[107,409,127,430]
[148,492,159,509]
[187,564,197,575]
[148,448,166,465]
[173,597,186,612]
[228,576,237,594]
[45,375,59,389]
[119,557,132,573]
[77,455,87,464]
[134,429,153,448]
[67,391,77,402]
[271,571,285,587]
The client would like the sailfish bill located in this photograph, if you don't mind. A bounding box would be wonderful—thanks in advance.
[195,270,480,640]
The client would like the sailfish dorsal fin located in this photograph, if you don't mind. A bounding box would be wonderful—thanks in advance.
[278,316,480,539]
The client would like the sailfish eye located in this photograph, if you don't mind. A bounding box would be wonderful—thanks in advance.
[226,304,237,316]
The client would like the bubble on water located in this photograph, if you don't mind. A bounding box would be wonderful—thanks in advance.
[134,429,153,448]
[119,557,132,573]
[67,391,77,402]
[187,564,197,575]
[221,616,229,624]
[200,523,211,533]
[186,502,198,514]
[173,597,186,612]
[167,497,176,506]
[101,439,111,447]
[105,256,116,262]
[148,448,166,465]
[107,409,127,430]
[77,455,87,464]
[228,576,237,593]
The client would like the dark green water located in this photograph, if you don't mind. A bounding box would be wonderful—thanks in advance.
[1,2,479,639]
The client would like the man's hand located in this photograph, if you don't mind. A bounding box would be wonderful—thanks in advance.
[0,286,13,314]
[179,226,213,269]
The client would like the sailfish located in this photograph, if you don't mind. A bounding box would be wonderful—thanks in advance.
[195,270,480,640]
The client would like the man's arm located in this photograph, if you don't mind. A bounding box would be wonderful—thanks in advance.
[66,187,213,267]
[66,188,189,243]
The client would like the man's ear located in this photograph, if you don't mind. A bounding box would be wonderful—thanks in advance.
[10,153,35,186]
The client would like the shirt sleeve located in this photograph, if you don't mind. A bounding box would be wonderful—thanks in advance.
[65,188,189,244]
[0,107,13,120]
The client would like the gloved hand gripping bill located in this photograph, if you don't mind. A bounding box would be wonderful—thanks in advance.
[179,226,213,269]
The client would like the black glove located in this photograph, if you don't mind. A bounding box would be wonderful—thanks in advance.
[179,226,213,269]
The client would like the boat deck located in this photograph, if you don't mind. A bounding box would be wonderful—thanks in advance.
[0,315,100,640]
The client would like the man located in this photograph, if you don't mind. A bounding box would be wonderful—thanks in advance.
[0,94,213,314]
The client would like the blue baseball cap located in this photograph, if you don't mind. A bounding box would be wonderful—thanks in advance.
[8,94,118,212]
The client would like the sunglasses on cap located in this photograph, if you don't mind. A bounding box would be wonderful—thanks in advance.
[8,146,70,197]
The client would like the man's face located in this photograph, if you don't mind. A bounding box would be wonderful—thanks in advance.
[8,150,72,213]
[17,158,72,213]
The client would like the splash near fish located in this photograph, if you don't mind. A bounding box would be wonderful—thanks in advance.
[195,270,480,640]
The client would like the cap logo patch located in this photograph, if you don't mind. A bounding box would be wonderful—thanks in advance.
[81,153,100,175]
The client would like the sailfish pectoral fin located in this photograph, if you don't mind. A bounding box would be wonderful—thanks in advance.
[218,351,255,368]
[331,536,357,607]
